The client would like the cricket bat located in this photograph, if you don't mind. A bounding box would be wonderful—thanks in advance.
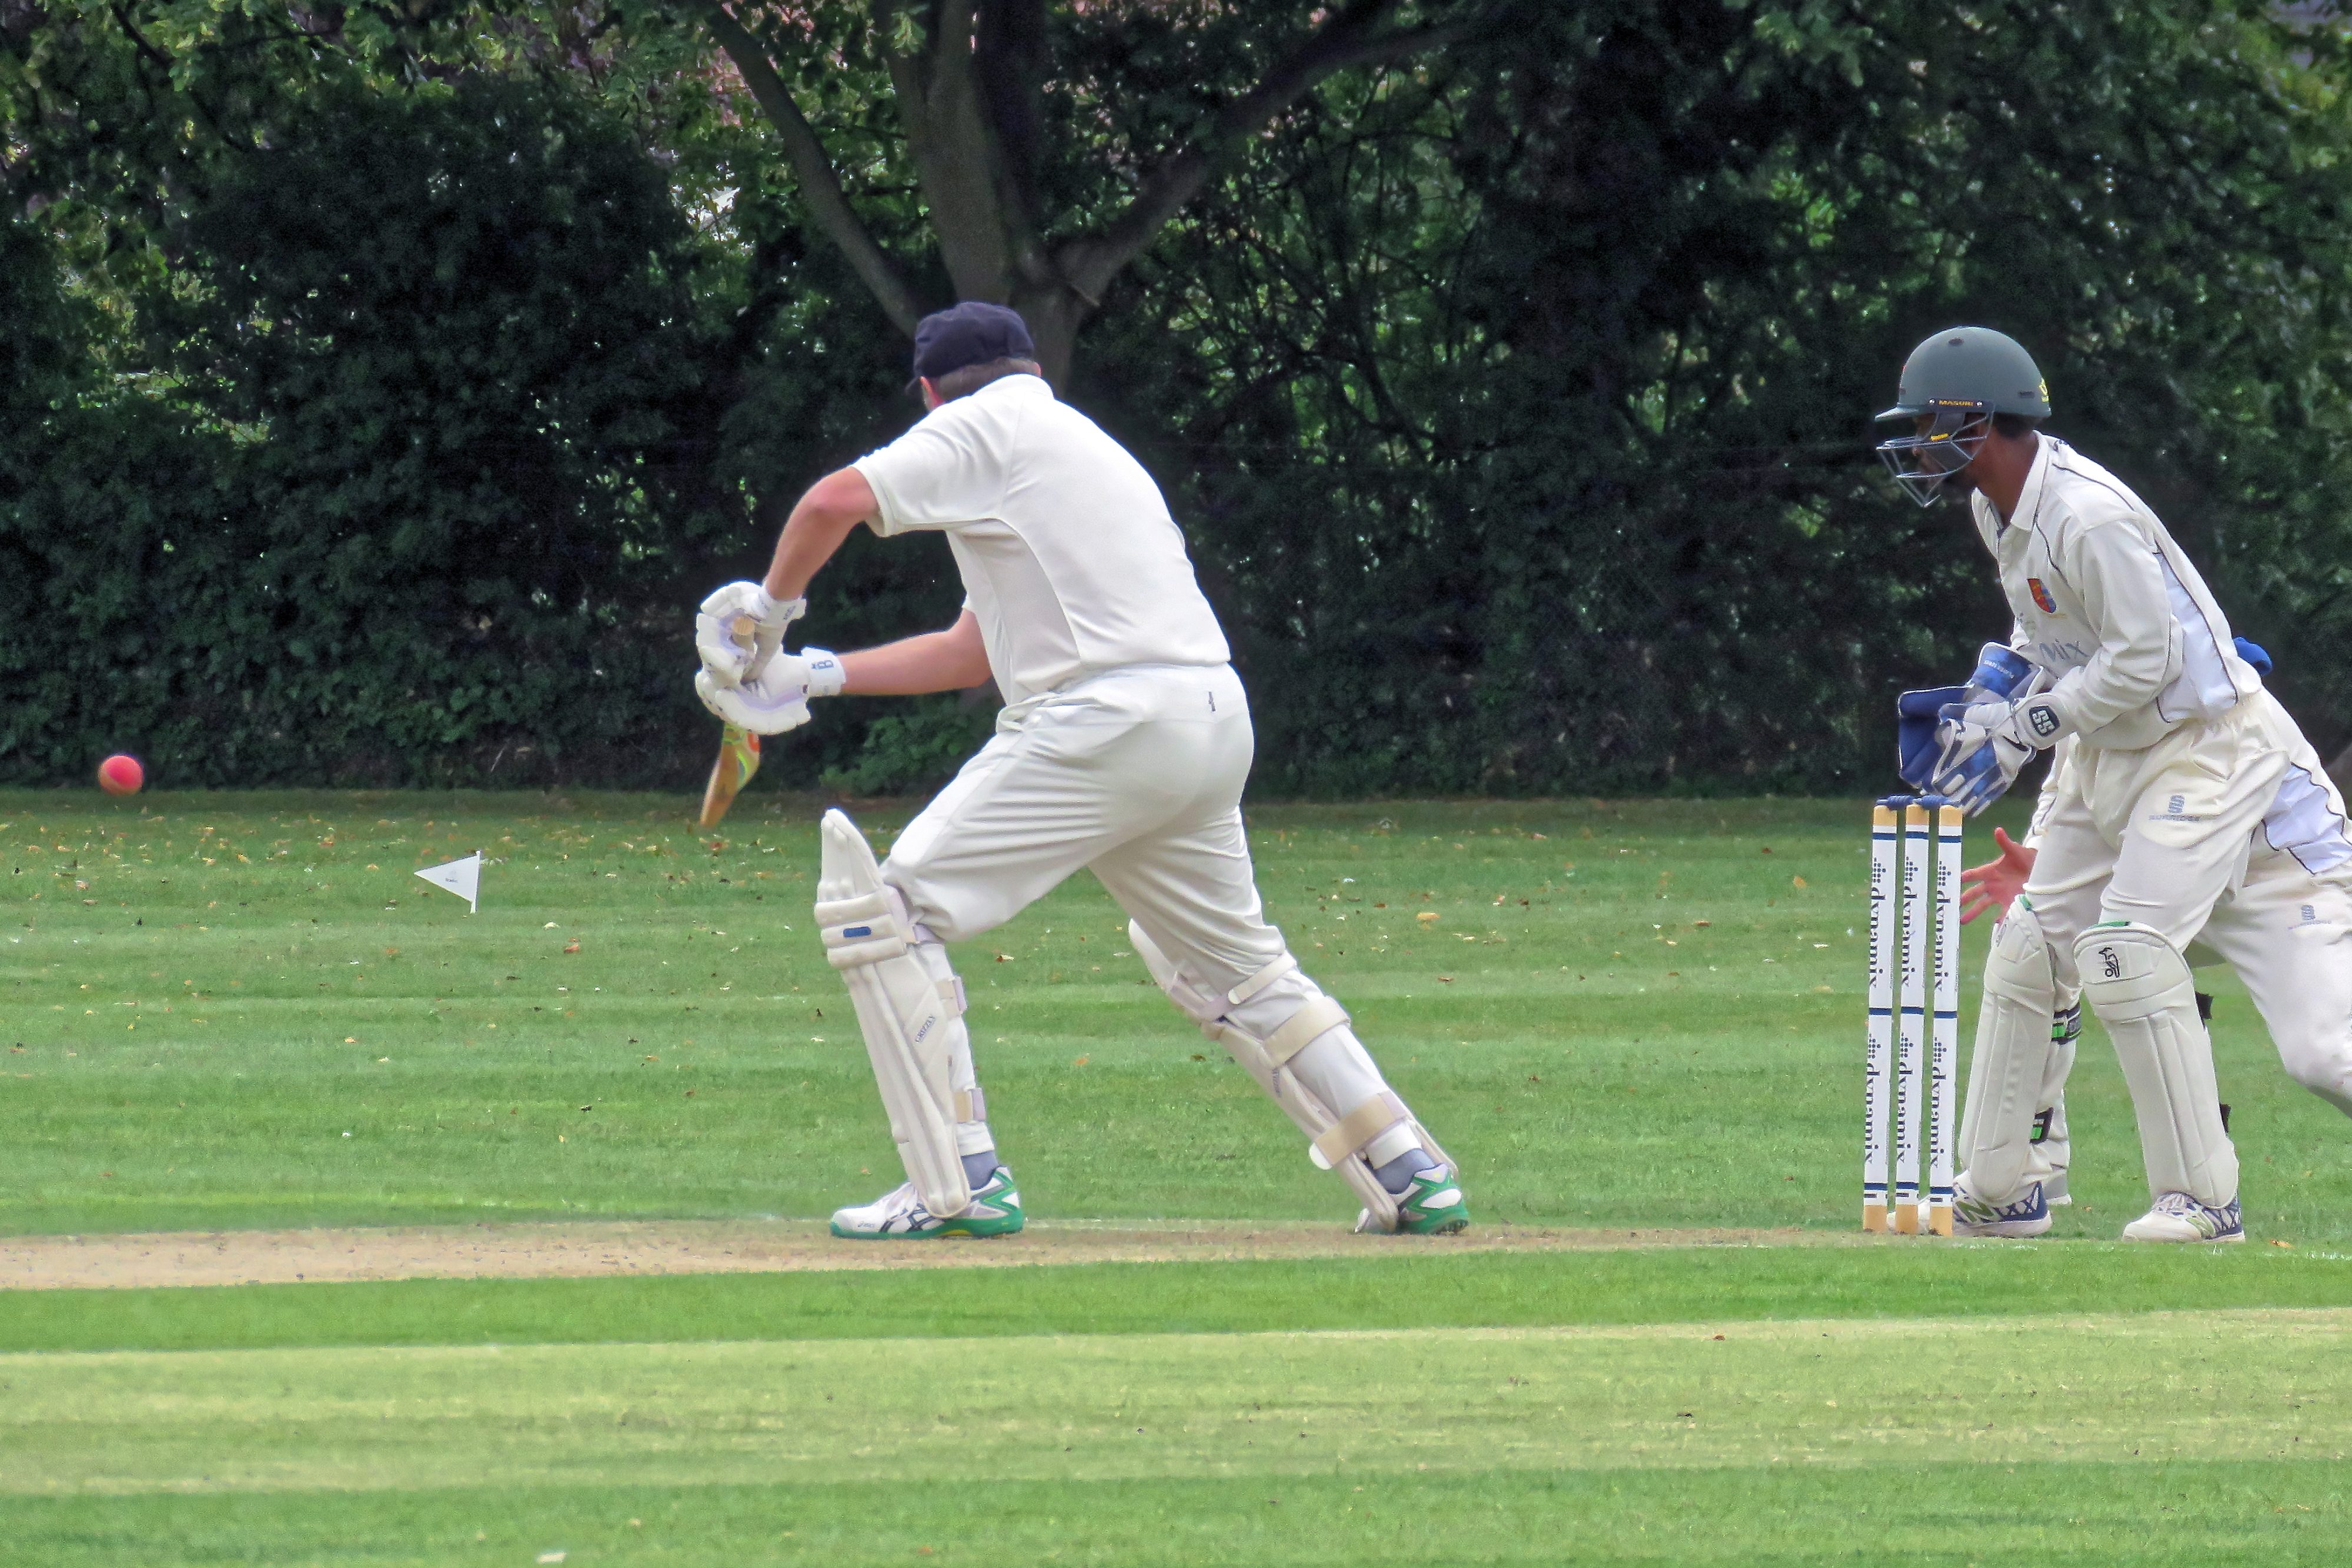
[699,614,766,829]
[699,721,763,828]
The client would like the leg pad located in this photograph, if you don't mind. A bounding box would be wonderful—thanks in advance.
[1128,920,1447,1230]
[818,809,973,1219]
[1957,901,2059,1203]
[2075,921,2238,1207]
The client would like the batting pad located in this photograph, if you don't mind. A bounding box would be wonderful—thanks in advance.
[1956,900,2058,1203]
[2076,921,2239,1207]
[1129,920,1449,1232]
[817,810,972,1221]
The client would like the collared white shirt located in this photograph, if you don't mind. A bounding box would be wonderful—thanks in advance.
[853,375,1230,706]
[1971,434,2256,751]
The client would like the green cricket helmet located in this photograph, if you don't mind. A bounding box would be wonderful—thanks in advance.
[1874,326,2050,506]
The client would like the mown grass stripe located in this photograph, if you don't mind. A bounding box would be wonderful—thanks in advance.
[5,1462,2346,1568]
[3,1245,2346,1355]
[7,1310,2348,1498]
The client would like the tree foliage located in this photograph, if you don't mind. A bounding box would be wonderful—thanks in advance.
[6,0,2352,793]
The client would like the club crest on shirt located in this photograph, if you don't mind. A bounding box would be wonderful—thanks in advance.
[2027,577,2058,614]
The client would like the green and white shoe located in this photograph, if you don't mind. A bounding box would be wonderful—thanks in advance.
[2120,1191,2244,1243]
[828,1166,1025,1240]
[1359,1164,1470,1235]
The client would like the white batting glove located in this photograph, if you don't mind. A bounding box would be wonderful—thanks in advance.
[694,581,806,689]
[692,647,844,735]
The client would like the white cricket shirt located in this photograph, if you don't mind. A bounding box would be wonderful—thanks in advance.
[1970,434,2257,753]
[853,375,1231,705]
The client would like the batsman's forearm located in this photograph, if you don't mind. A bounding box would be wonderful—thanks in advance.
[760,468,880,601]
[840,614,991,696]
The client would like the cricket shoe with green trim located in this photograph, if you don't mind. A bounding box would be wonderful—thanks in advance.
[828,1166,1024,1239]
[2120,1191,2244,1243]
[1951,1173,2051,1238]
[1357,1164,1470,1235]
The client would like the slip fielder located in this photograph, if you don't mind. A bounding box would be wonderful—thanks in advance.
[691,302,1466,1239]
[1879,326,2352,1242]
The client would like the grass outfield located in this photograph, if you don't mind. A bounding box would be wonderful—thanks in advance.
[8,788,2350,1240]
[2,1269,2350,1563]
[8,788,2352,1563]
[9,1466,2348,1568]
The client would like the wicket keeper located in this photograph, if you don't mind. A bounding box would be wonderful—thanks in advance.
[1878,326,2352,1242]
[691,302,1466,1239]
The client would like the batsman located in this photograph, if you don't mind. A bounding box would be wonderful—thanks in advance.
[1879,326,2352,1243]
[691,302,1465,1239]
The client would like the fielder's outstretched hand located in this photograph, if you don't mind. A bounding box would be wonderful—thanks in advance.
[1957,827,2036,924]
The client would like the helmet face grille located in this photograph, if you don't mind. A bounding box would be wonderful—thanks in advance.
[1872,326,2047,504]
[1876,407,1991,507]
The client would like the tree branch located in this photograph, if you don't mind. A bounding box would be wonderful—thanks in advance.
[106,0,176,73]
[975,0,1056,290]
[699,0,924,335]
[1058,0,1478,302]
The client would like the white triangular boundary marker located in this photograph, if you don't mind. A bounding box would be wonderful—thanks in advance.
[415,851,482,913]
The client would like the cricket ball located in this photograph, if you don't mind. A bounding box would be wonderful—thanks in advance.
[98,754,145,796]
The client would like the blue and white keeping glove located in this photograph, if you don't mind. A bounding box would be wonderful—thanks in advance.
[693,647,845,735]
[1896,644,2035,791]
[2233,636,2273,677]
[1931,672,2064,817]
[1927,703,2041,815]
[695,581,806,689]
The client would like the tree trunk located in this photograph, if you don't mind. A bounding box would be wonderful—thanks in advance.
[1007,280,1090,387]
[703,0,1475,390]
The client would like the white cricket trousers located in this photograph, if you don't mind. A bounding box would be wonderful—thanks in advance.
[2031,691,2352,1116]
[879,662,1418,1167]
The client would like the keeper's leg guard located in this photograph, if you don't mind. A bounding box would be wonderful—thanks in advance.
[1128,921,1455,1232]
[1956,901,2060,1205]
[816,808,979,1220]
[2076,922,2239,1208]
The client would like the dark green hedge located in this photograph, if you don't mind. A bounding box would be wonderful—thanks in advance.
[8,5,2352,797]
[1,75,961,791]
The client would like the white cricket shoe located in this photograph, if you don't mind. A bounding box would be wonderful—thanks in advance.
[828,1167,1024,1239]
[2120,1191,2244,1243]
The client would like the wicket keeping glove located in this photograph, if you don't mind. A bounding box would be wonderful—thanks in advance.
[695,581,806,689]
[1896,644,2036,790]
[694,647,844,735]
[1930,681,2063,817]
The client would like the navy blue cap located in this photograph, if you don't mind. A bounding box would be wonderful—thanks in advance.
[910,302,1035,387]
